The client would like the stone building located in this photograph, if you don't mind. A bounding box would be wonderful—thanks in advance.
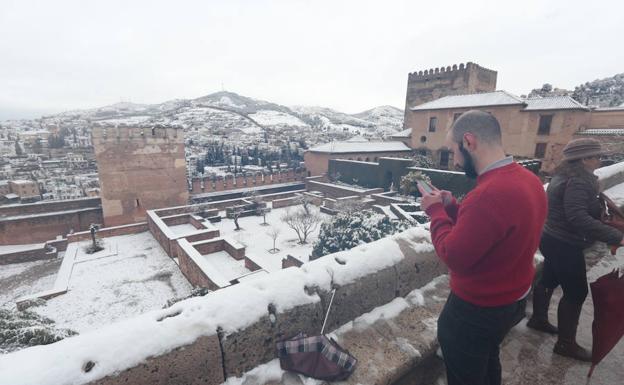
[403,62,497,127]
[404,90,624,173]
[92,124,189,226]
[304,139,412,177]
[8,179,40,201]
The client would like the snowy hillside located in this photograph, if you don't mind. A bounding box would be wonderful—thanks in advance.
[30,91,404,138]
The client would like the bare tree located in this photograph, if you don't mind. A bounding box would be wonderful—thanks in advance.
[267,227,281,253]
[294,194,314,215]
[232,206,243,231]
[258,207,270,225]
[281,207,322,244]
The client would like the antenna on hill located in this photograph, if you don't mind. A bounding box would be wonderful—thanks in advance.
[221,82,225,92]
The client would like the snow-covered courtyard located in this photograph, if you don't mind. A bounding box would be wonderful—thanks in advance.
[211,204,330,272]
[1,232,193,333]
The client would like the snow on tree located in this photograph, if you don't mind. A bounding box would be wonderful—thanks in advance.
[0,308,77,354]
[280,206,322,244]
[400,171,431,197]
[311,210,410,259]
[266,227,281,253]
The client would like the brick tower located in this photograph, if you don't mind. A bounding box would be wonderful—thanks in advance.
[92,123,189,227]
[403,62,497,127]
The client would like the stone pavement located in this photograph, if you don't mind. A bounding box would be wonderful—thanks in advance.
[435,245,624,385]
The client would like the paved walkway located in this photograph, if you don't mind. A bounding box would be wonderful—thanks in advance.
[436,245,624,385]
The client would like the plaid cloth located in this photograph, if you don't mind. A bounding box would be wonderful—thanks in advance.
[277,332,357,372]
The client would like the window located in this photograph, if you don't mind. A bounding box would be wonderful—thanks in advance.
[453,112,462,122]
[136,198,140,207]
[428,117,437,132]
[538,115,553,135]
[535,143,547,158]
[420,135,427,143]
[439,150,450,168]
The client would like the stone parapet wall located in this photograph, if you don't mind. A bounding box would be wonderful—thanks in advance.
[306,180,384,199]
[0,227,444,385]
[0,197,101,217]
[189,169,306,195]
[0,207,103,245]
[67,222,149,243]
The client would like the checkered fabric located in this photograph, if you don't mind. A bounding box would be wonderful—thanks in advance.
[276,333,357,372]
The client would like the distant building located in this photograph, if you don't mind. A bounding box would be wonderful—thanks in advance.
[405,90,624,172]
[304,138,412,177]
[8,179,41,201]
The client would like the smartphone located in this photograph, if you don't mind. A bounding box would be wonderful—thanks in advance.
[416,179,434,195]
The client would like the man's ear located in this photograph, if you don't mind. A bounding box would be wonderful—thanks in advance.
[463,133,477,151]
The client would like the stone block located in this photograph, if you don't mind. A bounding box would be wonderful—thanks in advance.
[320,264,398,334]
[394,238,447,297]
[90,335,224,385]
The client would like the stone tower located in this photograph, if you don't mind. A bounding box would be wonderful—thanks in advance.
[403,62,497,127]
[92,123,189,227]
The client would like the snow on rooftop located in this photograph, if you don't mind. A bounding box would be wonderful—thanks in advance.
[523,96,589,111]
[577,128,624,136]
[410,91,524,111]
[308,140,411,154]
[391,128,412,138]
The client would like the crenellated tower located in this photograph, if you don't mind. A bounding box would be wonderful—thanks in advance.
[92,122,189,227]
[403,62,497,127]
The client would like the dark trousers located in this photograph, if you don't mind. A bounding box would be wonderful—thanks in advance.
[538,233,588,305]
[438,293,526,385]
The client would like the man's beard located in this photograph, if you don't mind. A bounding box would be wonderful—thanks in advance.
[458,144,478,179]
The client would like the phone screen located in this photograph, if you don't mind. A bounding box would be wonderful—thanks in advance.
[417,180,433,194]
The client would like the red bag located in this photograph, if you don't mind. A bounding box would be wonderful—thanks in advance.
[588,270,624,378]
[599,193,624,255]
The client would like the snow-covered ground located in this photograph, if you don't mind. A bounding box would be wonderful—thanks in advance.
[211,205,330,272]
[0,259,60,308]
[248,110,308,128]
[30,232,192,333]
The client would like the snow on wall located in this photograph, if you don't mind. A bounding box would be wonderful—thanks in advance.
[595,161,624,191]
[0,227,433,385]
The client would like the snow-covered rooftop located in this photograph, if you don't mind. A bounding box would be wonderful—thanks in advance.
[308,141,411,154]
[577,128,624,136]
[391,128,412,138]
[523,96,589,111]
[410,91,524,111]
[410,91,591,112]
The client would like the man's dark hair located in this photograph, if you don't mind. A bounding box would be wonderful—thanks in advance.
[451,110,502,145]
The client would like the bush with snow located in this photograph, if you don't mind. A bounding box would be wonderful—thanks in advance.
[311,210,410,259]
[0,308,77,354]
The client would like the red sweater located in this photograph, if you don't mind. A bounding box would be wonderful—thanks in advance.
[426,163,547,307]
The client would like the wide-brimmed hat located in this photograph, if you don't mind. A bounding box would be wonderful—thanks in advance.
[562,138,607,161]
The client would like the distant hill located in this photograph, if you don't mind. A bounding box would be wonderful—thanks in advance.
[39,91,404,137]
[528,73,624,108]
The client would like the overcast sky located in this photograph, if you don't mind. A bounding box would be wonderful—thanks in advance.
[1,0,622,119]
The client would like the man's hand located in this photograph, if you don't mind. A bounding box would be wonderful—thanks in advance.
[438,189,453,206]
[418,184,444,212]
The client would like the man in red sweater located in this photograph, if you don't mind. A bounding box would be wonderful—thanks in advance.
[418,110,547,385]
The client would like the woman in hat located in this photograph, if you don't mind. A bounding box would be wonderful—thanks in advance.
[527,138,624,361]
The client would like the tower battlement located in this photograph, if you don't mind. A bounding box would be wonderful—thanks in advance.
[403,62,498,127]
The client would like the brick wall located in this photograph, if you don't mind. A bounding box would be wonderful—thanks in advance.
[189,169,306,195]
[67,222,149,243]
[0,207,103,244]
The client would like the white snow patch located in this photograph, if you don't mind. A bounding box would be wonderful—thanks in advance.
[595,161,624,180]
[249,110,308,127]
